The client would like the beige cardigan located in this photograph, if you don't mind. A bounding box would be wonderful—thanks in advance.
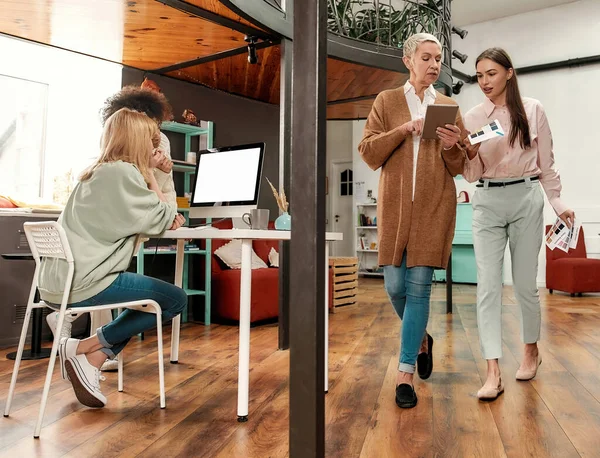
[358,88,465,269]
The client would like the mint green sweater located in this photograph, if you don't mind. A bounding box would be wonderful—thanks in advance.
[39,161,176,304]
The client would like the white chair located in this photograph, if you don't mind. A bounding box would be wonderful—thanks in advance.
[3,222,167,438]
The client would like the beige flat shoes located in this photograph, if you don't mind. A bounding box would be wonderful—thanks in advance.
[516,355,542,381]
[477,377,504,401]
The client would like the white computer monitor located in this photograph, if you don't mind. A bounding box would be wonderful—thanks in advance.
[189,142,265,219]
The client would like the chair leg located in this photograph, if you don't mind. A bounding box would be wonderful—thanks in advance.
[4,305,34,417]
[571,293,575,297]
[170,315,180,364]
[578,293,583,297]
[34,311,68,438]
[118,351,124,392]
[155,311,166,409]
[115,308,124,392]
[549,289,553,294]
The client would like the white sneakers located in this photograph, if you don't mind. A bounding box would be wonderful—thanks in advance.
[100,358,119,372]
[64,354,107,408]
[47,310,118,372]
[58,337,80,380]
[49,313,107,408]
[46,311,79,341]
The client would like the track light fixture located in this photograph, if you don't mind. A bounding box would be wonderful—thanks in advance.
[452,80,464,95]
[245,35,258,64]
[452,26,468,39]
[452,50,468,64]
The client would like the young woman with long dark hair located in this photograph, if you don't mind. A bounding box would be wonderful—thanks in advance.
[462,48,574,400]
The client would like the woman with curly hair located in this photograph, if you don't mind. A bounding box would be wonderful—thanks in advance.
[45,81,185,371]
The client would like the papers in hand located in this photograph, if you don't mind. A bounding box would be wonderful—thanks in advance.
[468,119,505,145]
[545,218,581,253]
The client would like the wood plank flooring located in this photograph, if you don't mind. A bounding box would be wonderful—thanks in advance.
[1,280,600,457]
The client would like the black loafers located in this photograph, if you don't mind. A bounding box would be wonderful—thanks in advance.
[395,383,418,408]
[417,333,434,380]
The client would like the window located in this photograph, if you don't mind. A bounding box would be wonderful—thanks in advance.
[340,169,353,196]
[0,74,48,199]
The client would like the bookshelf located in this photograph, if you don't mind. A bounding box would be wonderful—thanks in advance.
[135,121,214,324]
[356,202,383,277]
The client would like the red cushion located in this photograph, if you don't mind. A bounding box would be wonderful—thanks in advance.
[253,239,279,264]
[212,268,279,322]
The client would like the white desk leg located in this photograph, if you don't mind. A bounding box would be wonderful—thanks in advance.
[325,242,329,393]
[237,239,252,422]
[171,239,184,363]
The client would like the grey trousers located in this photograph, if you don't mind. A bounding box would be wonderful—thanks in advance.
[472,178,544,360]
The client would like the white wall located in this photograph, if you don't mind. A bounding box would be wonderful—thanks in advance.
[0,36,122,202]
[326,121,353,230]
[452,0,600,284]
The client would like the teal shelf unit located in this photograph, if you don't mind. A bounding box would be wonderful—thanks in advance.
[136,120,214,324]
[434,203,477,284]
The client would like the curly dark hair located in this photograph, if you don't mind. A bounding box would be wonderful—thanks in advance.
[101,86,173,126]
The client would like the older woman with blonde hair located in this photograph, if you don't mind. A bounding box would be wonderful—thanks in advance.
[39,108,186,408]
[359,33,465,408]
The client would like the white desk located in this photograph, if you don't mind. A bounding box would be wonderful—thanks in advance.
[163,227,342,421]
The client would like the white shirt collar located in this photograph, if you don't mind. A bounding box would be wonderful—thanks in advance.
[404,80,437,99]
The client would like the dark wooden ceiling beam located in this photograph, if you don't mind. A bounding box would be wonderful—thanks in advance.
[156,0,272,40]
[153,39,279,73]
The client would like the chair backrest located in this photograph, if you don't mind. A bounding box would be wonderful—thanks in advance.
[545,224,587,261]
[23,221,74,264]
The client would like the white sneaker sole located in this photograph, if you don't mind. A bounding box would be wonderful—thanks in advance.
[65,359,106,408]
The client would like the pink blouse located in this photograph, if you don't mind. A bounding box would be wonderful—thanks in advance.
[463,97,567,215]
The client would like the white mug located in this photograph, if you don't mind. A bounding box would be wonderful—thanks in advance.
[186,152,197,164]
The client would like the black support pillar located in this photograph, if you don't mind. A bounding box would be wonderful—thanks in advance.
[289,0,327,456]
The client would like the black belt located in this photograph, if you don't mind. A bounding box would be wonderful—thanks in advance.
[476,176,539,188]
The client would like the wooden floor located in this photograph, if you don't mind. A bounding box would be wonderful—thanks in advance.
[1,280,600,457]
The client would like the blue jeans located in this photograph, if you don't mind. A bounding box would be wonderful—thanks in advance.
[383,254,434,374]
[68,273,187,358]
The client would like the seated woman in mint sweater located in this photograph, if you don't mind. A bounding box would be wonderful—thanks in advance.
[38,108,187,408]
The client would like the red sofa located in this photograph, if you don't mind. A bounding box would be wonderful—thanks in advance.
[546,225,600,296]
[211,219,334,323]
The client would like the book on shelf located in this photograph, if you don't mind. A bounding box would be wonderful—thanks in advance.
[358,237,368,250]
[357,213,377,227]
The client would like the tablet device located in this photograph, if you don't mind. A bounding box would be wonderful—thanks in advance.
[422,104,459,140]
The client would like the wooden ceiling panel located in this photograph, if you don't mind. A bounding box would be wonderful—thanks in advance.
[166,53,405,110]
[0,0,249,69]
[167,44,282,104]
[185,0,264,30]
[327,99,377,120]
[327,58,407,103]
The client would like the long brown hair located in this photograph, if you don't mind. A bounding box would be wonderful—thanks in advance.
[476,48,531,149]
[80,108,159,183]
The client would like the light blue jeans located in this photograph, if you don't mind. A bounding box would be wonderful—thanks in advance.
[384,253,434,374]
[67,272,187,358]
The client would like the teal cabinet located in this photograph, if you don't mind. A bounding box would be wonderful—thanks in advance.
[434,203,477,284]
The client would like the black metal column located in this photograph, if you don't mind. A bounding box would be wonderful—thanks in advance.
[289,0,327,456]
[446,254,453,314]
[278,37,292,350]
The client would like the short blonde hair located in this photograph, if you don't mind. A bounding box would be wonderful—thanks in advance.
[80,108,159,183]
[403,33,442,61]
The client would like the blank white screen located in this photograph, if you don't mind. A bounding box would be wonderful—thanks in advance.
[192,147,261,204]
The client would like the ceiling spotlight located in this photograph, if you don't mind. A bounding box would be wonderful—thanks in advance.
[452,50,468,64]
[452,26,468,39]
[452,80,464,95]
[245,35,258,65]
